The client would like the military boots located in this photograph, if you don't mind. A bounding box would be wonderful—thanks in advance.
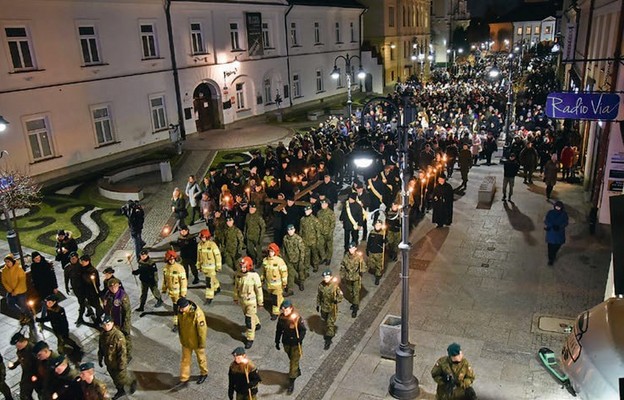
[323,336,332,350]
[287,378,296,395]
[351,305,358,318]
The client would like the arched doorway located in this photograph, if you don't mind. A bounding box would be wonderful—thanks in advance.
[193,81,222,131]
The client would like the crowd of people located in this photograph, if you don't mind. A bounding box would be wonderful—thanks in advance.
[1,54,578,400]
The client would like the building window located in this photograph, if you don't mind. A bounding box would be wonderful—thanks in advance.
[91,105,114,145]
[517,27,522,35]
[292,73,301,97]
[262,22,271,48]
[390,46,395,61]
[290,22,299,46]
[5,27,35,71]
[350,22,355,42]
[402,6,406,27]
[316,69,324,92]
[335,22,341,43]
[25,117,53,161]
[403,41,408,59]
[545,25,552,35]
[149,95,167,131]
[230,23,241,50]
[535,26,540,34]
[190,23,205,54]
[236,83,245,110]
[314,22,321,44]
[389,7,395,27]
[526,26,531,35]
[78,25,101,65]
[140,23,158,59]
[264,78,272,104]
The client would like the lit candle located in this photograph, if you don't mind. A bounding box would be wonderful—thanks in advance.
[8,361,14,368]
[162,225,171,236]
[31,375,37,382]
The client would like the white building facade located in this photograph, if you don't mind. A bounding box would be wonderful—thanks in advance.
[512,16,557,49]
[0,0,366,185]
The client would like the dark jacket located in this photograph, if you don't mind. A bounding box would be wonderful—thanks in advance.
[31,257,58,299]
[275,312,307,346]
[133,258,159,285]
[503,159,520,178]
[37,304,70,336]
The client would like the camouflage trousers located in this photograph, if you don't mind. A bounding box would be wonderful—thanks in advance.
[319,233,334,263]
[368,253,384,277]
[107,366,135,390]
[386,231,401,259]
[246,238,262,267]
[305,243,322,272]
[343,279,361,306]
[321,308,338,337]
[283,344,302,379]
[224,252,239,270]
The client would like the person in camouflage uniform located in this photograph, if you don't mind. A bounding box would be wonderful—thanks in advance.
[79,362,108,400]
[317,199,336,266]
[282,225,307,291]
[244,202,266,267]
[340,242,365,318]
[366,220,386,285]
[161,249,188,332]
[261,243,288,319]
[223,216,245,270]
[98,315,137,400]
[102,278,132,356]
[386,202,401,261]
[233,257,263,349]
[274,299,306,395]
[196,228,222,304]
[213,210,226,249]
[317,269,343,350]
[431,343,477,400]
[33,341,58,400]
[300,205,322,273]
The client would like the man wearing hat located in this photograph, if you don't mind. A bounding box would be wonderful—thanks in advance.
[431,343,476,400]
[77,254,104,325]
[233,257,263,349]
[63,251,84,302]
[133,249,163,312]
[36,294,83,356]
[33,341,58,399]
[54,230,78,269]
[317,269,343,350]
[175,224,200,284]
[300,205,323,273]
[275,299,306,394]
[50,354,81,400]
[98,315,137,399]
[176,297,208,385]
[79,362,108,399]
[8,333,37,399]
[227,347,261,400]
[281,194,302,233]
[340,192,364,252]
[282,225,307,291]
[102,278,133,356]
[385,202,401,261]
[262,243,289,319]
[317,198,336,266]
[244,202,266,267]
[340,242,365,318]
[101,267,119,296]
[223,216,245,270]
[431,174,454,228]
[367,220,386,285]
[161,249,187,332]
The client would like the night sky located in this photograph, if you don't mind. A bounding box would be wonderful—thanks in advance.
[468,0,523,18]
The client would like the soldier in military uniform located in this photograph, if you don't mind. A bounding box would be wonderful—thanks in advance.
[317,269,343,350]
[223,216,245,270]
[282,225,307,291]
[340,192,364,252]
[102,278,132,356]
[244,202,266,267]
[340,242,365,318]
[386,202,401,261]
[35,294,82,356]
[176,225,200,284]
[78,254,104,325]
[161,249,188,332]
[233,257,263,349]
[98,315,137,400]
[317,199,336,266]
[213,209,226,249]
[8,333,37,400]
[0,353,13,400]
[50,355,81,400]
[176,297,208,385]
[261,243,288,319]
[366,220,386,285]
[431,343,476,400]
[133,249,163,311]
[274,299,306,395]
[228,347,261,400]
[79,362,108,400]
[300,205,322,273]
[196,229,222,305]
[63,251,92,318]
[33,341,58,400]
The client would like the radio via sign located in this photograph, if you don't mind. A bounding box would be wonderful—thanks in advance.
[546,92,622,121]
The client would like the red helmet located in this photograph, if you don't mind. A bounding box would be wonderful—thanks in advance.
[239,256,254,271]
[200,229,211,238]
[165,250,178,260]
[267,243,280,256]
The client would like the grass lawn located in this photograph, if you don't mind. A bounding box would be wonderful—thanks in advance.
[211,146,266,170]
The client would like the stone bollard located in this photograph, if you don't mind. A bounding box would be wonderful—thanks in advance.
[379,314,401,359]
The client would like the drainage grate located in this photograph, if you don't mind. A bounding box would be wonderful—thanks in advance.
[537,316,575,334]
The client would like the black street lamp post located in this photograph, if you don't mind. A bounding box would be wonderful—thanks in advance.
[331,54,366,120]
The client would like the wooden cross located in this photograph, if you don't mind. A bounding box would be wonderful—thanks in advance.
[266,180,322,212]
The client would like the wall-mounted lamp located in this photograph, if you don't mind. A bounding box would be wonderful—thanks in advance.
[0,116,9,133]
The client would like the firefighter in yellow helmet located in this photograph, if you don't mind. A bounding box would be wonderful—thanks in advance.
[196,229,222,305]
[233,256,263,349]
[161,249,187,332]
[261,243,288,320]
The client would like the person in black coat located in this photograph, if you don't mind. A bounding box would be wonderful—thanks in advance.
[175,225,199,284]
[431,175,454,227]
[36,294,82,355]
[340,192,364,251]
[31,252,58,304]
[132,250,163,311]
[502,153,521,201]
[55,230,78,269]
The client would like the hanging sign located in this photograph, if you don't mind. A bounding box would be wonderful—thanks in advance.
[546,92,622,120]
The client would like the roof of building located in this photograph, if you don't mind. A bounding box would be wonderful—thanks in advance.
[496,1,559,23]
[288,0,366,9]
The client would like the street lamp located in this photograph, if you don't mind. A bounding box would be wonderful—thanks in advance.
[489,56,515,150]
[331,54,365,119]
[0,116,9,132]
[417,53,425,80]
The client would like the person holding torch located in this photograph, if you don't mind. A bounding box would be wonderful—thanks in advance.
[228,347,261,400]
[317,269,343,350]
[340,242,365,318]
[275,299,306,395]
